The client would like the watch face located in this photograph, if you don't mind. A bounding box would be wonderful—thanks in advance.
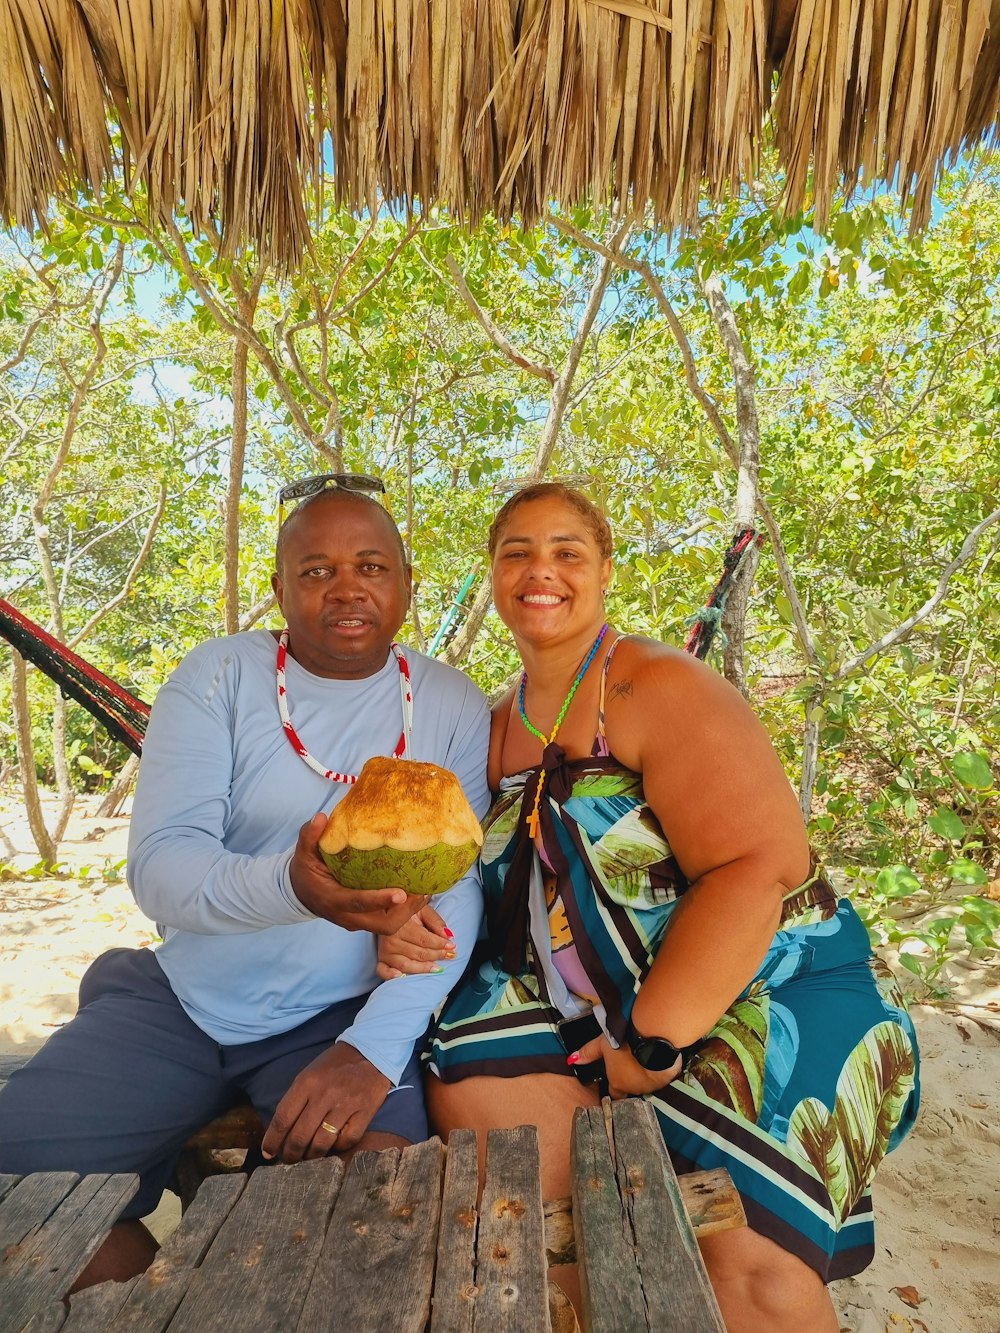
[629,1033,680,1071]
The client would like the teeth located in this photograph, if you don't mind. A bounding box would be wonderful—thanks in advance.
[522,594,563,605]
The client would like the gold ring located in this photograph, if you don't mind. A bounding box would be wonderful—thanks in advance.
[320,1120,339,1136]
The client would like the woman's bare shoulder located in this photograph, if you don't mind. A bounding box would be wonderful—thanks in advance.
[609,635,722,698]
[606,635,758,750]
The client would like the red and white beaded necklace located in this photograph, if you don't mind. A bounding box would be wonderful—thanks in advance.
[275,628,413,784]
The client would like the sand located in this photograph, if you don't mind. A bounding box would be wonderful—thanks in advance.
[2,792,999,1332]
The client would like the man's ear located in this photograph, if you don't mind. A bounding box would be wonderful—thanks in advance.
[271,570,283,611]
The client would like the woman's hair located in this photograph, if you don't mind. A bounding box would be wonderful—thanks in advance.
[487,482,613,561]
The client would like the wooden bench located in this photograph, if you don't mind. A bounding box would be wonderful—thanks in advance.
[2,1054,745,1253]
[0,1101,739,1331]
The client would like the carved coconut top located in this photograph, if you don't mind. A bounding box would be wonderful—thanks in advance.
[318,756,484,855]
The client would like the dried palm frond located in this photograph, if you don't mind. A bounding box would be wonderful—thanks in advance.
[1,0,999,268]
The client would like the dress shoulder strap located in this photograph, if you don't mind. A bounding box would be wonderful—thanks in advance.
[596,634,631,746]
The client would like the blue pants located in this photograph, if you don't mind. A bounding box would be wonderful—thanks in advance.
[0,948,427,1218]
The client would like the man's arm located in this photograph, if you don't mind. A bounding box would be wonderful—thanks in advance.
[260,864,484,1161]
[128,653,427,936]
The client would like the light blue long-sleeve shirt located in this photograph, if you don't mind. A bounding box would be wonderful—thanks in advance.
[127,630,490,1083]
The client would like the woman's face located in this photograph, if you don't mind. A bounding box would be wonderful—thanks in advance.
[490,496,611,647]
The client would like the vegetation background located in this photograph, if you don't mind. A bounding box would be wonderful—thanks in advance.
[2,151,997,993]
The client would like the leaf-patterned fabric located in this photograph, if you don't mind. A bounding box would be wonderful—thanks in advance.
[427,748,920,1281]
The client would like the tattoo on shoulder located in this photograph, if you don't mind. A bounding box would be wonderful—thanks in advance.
[608,678,634,703]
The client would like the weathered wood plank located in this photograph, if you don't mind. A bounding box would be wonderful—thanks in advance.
[0,1174,138,1333]
[105,1173,248,1332]
[610,1100,724,1330]
[17,1305,68,1333]
[543,1166,744,1266]
[547,1281,581,1333]
[543,1198,576,1268]
[574,1099,726,1332]
[0,1172,78,1252]
[165,1158,342,1333]
[475,1126,550,1332]
[430,1129,479,1333]
[678,1167,746,1237]
[298,1138,444,1333]
[60,1277,138,1332]
[0,1175,22,1205]
[573,1104,648,1333]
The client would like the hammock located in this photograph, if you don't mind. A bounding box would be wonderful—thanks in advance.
[0,598,149,756]
[0,529,761,755]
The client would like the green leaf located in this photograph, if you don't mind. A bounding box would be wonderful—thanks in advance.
[874,865,921,900]
[948,858,989,886]
[950,751,994,790]
[959,896,1000,927]
[963,921,996,950]
[927,807,965,841]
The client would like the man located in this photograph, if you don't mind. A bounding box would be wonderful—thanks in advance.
[0,481,489,1286]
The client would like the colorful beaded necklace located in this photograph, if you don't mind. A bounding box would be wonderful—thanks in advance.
[518,622,609,838]
[276,628,412,783]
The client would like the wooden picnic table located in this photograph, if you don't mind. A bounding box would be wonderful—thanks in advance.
[0,1100,735,1332]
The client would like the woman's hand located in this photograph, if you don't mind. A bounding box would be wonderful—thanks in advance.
[376,902,457,979]
[569,1032,681,1099]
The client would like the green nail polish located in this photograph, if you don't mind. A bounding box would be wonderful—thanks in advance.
[431,965,444,973]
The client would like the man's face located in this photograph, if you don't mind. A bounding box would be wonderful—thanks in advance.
[271,493,412,679]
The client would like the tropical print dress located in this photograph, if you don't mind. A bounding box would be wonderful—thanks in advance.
[427,643,920,1281]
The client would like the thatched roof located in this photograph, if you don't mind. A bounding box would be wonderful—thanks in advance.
[2,0,999,267]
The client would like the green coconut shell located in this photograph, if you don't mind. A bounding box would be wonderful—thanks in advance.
[320,839,480,895]
[318,755,483,895]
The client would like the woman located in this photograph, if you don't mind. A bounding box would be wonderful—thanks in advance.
[381,483,919,1331]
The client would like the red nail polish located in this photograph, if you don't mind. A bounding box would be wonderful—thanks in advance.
[443,927,455,939]
[566,1053,579,1066]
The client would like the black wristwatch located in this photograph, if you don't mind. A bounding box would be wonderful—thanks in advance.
[624,1018,682,1071]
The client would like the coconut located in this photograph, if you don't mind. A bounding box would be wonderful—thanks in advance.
[318,756,483,894]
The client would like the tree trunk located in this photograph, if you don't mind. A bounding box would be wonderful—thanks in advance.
[50,693,75,843]
[224,334,250,635]
[799,711,821,822]
[10,651,57,865]
[96,752,140,818]
[700,274,761,698]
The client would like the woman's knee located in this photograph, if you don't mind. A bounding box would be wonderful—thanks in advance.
[426,1071,599,1199]
[699,1226,836,1330]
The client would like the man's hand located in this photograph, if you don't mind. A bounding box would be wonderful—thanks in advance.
[261,1041,392,1163]
[290,812,429,934]
[568,1032,681,1100]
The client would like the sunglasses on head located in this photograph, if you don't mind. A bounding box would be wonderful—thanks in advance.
[276,472,389,528]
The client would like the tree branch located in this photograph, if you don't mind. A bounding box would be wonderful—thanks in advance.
[548,214,737,455]
[834,506,1000,680]
[441,253,557,385]
[67,483,168,648]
